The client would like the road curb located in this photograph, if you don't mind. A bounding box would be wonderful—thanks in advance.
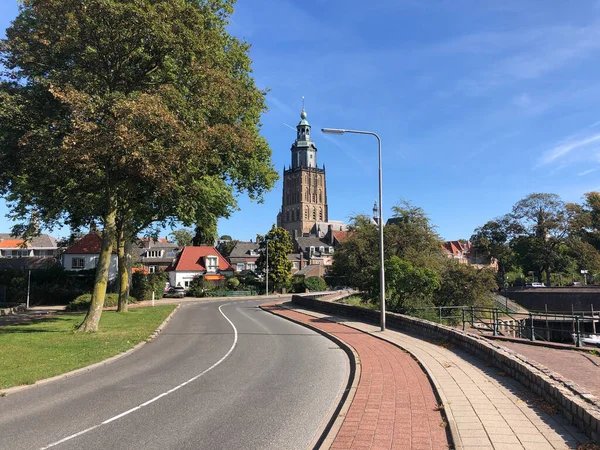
[260,302,361,450]
[0,304,181,397]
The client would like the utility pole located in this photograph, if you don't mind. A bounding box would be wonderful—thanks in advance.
[26,269,31,309]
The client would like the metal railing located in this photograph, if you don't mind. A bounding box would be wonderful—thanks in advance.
[402,306,600,348]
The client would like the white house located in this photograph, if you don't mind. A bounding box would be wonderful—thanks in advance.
[62,233,118,280]
[166,246,233,288]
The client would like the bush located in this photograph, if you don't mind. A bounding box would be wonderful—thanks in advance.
[131,272,168,301]
[304,276,328,292]
[225,277,240,290]
[187,276,214,297]
[65,293,120,311]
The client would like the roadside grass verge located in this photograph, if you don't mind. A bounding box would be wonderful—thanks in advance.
[0,305,176,390]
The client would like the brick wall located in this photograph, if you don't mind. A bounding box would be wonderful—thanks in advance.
[292,295,600,442]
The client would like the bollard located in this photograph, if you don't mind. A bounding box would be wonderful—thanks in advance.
[438,306,442,324]
[529,312,535,341]
[575,316,582,348]
[462,308,466,331]
[471,306,475,327]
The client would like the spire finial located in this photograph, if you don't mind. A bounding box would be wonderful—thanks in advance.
[301,96,307,119]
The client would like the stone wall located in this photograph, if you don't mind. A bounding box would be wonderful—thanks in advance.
[505,288,600,312]
[292,295,600,442]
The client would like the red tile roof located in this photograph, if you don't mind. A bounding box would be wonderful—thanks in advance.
[332,230,352,244]
[167,246,231,272]
[64,233,116,254]
[0,239,26,248]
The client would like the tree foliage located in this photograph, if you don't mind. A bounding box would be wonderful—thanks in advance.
[0,0,278,330]
[169,229,193,247]
[256,226,293,292]
[382,256,440,311]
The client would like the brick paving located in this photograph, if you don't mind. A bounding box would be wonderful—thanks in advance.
[273,303,591,450]
[263,304,450,450]
[495,340,600,398]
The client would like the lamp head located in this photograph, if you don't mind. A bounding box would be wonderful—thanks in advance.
[321,128,346,135]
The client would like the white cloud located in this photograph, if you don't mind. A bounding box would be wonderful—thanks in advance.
[539,132,600,166]
[578,167,600,176]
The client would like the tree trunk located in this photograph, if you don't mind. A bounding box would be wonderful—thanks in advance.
[117,225,129,313]
[125,236,133,298]
[545,267,552,287]
[77,203,117,332]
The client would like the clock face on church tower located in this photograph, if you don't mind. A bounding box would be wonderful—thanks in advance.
[278,106,328,236]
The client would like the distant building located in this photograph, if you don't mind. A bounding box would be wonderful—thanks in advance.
[166,246,233,288]
[0,233,58,258]
[227,241,259,273]
[135,239,179,273]
[277,107,329,236]
[62,233,118,280]
[442,240,497,270]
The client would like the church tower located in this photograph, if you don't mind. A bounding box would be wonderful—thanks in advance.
[277,106,328,236]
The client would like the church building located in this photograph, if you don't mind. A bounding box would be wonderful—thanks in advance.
[277,107,329,236]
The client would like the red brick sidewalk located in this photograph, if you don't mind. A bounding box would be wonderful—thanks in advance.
[263,304,449,450]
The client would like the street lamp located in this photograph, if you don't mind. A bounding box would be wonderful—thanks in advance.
[265,239,269,296]
[322,127,386,331]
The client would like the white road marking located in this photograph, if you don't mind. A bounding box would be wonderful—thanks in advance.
[40,304,239,449]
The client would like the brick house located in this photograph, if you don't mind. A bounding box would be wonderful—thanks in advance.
[166,246,233,288]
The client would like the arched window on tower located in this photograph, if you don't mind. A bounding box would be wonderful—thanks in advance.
[312,207,316,220]
[304,207,308,219]
[286,210,290,222]
[319,208,323,220]
[305,188,309,201]
[319,190,322,203]
[296,208,299,221]
[312,193,316,203]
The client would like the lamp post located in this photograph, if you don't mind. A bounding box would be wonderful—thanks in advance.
[322,127,386,331]
[265,239,269,296]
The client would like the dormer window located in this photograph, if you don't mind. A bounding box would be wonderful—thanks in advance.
[329,247,334,254]
[309,246,315,256]
[147,250,163,258]
[319,246,325,253]
[206,256,218,273]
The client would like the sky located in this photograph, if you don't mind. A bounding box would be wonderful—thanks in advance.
[2,0,600,241]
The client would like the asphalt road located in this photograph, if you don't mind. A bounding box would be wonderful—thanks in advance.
[0,299,348,450]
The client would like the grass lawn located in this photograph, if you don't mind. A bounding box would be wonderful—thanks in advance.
[0,305,176,390]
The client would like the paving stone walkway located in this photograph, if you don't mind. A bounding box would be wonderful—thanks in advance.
[274,302,591,450]
[494,340,600,399]
[263,304,450,450]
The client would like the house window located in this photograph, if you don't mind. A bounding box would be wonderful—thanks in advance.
[309,246,315,256]
[319,246,325,253]
[237,263,244,271]
[72,257,85,269]
[147,250,163,258]
[247,263,256,271]
[149,266,157,273]
[184,281,190,287]
[329,247,334,254]
[206,256,218,273]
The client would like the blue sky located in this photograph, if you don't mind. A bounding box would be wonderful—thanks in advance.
[2,1,600,241]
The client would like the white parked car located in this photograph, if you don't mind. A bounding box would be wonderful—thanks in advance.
[530,282,546,288]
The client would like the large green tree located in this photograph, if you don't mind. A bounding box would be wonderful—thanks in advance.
[256,226,293,293]
[509,193,572,286]
[470,215,515,280]
[0,0,277,331]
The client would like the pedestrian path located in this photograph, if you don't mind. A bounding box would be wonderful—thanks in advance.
[275,302,590,450]
[262,304,450,450]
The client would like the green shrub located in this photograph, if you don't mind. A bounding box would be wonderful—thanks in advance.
[304,276,328,292]
[225,277,240,290]
[65,293,120,311]
[131,272,168,301]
